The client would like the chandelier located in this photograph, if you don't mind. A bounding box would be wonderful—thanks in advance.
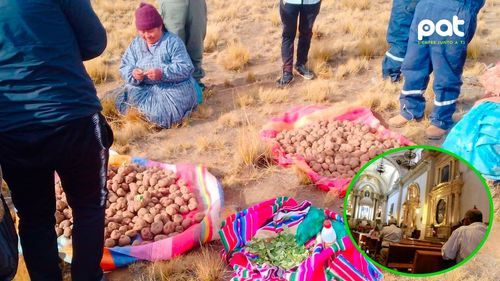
[376,158,385,175]
[400,149,417,170]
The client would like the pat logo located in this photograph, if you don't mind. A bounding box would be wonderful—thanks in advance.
[417,16,465,40]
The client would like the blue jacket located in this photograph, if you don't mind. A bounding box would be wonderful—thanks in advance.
[0,0,107,132]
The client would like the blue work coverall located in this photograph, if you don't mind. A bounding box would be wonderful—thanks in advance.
[399,0,485,130]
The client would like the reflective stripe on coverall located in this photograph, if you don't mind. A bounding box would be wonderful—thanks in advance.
[382,0,420,82]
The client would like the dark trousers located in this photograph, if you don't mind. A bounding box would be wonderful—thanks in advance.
[0,113,113,281]
[280,1,321,73]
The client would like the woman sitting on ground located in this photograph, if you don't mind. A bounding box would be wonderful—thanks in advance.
[115,3,197,128]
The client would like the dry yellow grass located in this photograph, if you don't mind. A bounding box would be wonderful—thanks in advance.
[257,87,289,104]
[235,126,272,168]
[246,71,256,83]
[467,36,487,59]
[218,41,250,71]
[191,105,214,120]
[84,57,110,84]
[204,24,220,53]
[463,61,487,77]
[236,91,256,108]
[308,42,343,78]
[340,0,370,11]
[212,4,239,22]
[356,37,388,58]
[267,10,281,27]
[334,58,369,79]
[300,79,337,103]
[217,111,243,128]
[129,245,227,281]
[357,80,400,112]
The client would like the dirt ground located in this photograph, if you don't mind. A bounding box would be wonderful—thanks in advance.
[11,0,500,280]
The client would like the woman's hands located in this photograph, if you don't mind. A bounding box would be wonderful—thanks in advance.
[132,68,145,81]
[132,68,163,81]
[146,68,163,81]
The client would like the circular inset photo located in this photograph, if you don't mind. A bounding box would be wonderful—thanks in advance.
[343,146,494,276]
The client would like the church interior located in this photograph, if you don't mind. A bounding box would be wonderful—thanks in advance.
[346,148,491,274]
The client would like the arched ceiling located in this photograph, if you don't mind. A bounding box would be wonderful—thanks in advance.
[354,149,424,195]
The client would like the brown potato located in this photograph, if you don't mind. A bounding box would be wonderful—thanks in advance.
[179,206,189,214]
[60,219,71,229]
[163,222,175,235]
[108,222,119,231]
[140,227,154,241]
[62,208,72,219]
[124,229,138,238]
[175,225,184,233]
[55,211,65,224]
[110,230,121,240]
[174,197,185,206]
[56,200,68,211]
[56,227,63,237]
[188,202,198,211]
[150,221,164,235]
[172,214,183,224]
[181,218,192,229]
[131,240,141,246]
[154,234,168,242]
[133,218,147,231]
[118,235,131,246]
[119,225,129,233]
[143,213,154,224]
[105,238,116,248]
[193,213,205,223]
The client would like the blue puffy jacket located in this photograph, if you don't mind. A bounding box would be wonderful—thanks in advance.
[0,0,107,132]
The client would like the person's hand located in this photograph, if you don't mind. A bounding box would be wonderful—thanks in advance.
[146,68,163,81]
[132,68,144,81]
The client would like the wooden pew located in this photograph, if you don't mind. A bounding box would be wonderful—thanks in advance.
[411,250,455,273]
[399,239,442,248]
[385,243,442,271]
[351,231,360,244]
[366,237,379,256]
[359,234,369,251]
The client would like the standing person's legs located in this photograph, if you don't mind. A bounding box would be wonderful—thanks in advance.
[55,113,113,281]
[382,0,419,82]
[389,2,432,127]
[158,0,189,42]
[186,0,207,83]
[279,1,300,73]
[0,130,62,281]
[296,2,321,68]
[427,2,476,136]
[428,45,466,132]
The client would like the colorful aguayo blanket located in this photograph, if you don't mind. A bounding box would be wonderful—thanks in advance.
[261,106,413,197]
[220,197,383,281]
[55,154,224,270]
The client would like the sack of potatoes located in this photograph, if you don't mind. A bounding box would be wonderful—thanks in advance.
[265,106,413,195]
[54,164,206,247]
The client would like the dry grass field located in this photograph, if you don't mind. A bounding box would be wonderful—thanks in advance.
[11,0,500,280]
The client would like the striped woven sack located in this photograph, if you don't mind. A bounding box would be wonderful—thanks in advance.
[55,153,224,270]
[220,197,383,281]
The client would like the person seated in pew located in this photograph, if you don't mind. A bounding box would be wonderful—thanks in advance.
[442,208,486,263]
[368,226,380,239]
[379,218,403,262]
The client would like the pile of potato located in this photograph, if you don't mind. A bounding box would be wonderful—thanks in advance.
[275,120,401,178]
[54,164,205,247]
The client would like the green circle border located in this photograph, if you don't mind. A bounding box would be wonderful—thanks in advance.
[342,145,495,277]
